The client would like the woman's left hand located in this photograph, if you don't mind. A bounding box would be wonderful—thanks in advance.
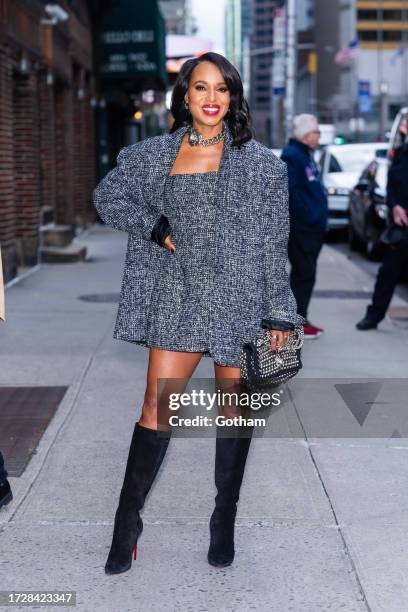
[268,329,291,351]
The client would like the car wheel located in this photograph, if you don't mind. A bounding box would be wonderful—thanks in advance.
[348,224,360,251]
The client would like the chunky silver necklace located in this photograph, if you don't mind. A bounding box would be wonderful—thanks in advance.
[187,123,226,147]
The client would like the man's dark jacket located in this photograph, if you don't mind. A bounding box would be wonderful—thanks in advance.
[281,138,328,232]
[387,144,408,211]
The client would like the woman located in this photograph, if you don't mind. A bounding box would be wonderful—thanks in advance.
[94,52,303,575]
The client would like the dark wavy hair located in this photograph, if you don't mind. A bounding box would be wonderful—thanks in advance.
[169,52,253,147]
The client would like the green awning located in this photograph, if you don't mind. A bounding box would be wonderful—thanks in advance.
[98,0,167,87]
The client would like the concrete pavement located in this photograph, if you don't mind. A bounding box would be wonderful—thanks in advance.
[0,225,407,612]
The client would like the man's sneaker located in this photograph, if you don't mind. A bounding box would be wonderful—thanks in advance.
[356,317,378,331]
[303,322,324,339]
[0,480,13,508]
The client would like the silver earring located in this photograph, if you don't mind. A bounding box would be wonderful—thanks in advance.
[184,101,189,111]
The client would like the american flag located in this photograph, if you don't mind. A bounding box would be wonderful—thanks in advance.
[335,39,359,64]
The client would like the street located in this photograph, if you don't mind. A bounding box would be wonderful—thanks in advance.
[0,225,407,611]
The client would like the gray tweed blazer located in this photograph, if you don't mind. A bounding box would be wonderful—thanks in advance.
[93,123,304,362]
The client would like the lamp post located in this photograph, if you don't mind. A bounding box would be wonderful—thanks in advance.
[379,80,388,140]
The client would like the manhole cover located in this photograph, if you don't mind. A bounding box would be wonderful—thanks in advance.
[388,306,408,321]
[78,293,120,303]
[314,290,372,299]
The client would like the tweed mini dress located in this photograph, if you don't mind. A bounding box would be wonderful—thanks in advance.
[143,170,226,360]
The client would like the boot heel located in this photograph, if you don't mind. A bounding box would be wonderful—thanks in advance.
[133,544,137,560]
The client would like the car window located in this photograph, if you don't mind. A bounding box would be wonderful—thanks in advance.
[328,154,342,173]
[375,148,387,158]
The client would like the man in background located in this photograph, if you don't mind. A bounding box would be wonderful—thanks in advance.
[356,115,408,330]
[281,114,328,339]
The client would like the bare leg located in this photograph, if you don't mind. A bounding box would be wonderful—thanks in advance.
[213,362,246,420]
[105,348,203,575]
[139,348,204,430]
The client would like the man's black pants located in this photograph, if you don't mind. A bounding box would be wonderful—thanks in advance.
[366,241,408,322]
[288,230,324,320]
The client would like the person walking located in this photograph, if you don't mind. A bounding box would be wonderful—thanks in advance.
[357,116,408,330]
[0,246,13,509]
[281,114,328,339]
[93,52,303,575]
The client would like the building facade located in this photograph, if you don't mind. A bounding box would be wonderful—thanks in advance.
[249,0,282,145]
[314,0,408,140]
[0,0,96,281]
[224,0,252,101]
[225,0,241,70]
[94,0,167,184]
[158,0,194,35]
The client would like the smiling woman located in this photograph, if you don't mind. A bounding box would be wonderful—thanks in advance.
[93,50,303,577]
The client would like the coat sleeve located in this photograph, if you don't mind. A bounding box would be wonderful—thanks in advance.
[93,146,164,239]
[262,164,306,327]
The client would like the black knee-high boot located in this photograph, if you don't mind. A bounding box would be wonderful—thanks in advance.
[105,423,171,575]
[207,425,254,567]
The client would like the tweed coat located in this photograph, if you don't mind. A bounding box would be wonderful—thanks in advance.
[93,123,304,366]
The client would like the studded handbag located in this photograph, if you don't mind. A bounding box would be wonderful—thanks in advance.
[240,321,304,390]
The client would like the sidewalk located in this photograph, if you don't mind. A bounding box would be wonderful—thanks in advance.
[0,225,407,612]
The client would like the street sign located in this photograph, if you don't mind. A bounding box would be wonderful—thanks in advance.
[98,0,167,83]
[358,80,372,113]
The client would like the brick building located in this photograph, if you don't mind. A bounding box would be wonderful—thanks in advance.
[0,0,96,282]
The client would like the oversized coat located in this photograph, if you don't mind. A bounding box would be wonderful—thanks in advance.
[93,123,304,366]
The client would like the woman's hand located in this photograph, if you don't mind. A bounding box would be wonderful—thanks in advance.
[268,329,291,351]
[164,235,176,253]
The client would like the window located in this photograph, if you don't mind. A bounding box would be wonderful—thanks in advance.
[358,8,403,20]
[328,155,342,173]
[383,30,402,41]
[358,9,377,20]
[359,30,378,40]
[383,9,402,20]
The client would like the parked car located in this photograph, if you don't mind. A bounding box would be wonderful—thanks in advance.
[319,143,388,230]
[348,157,390,259]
